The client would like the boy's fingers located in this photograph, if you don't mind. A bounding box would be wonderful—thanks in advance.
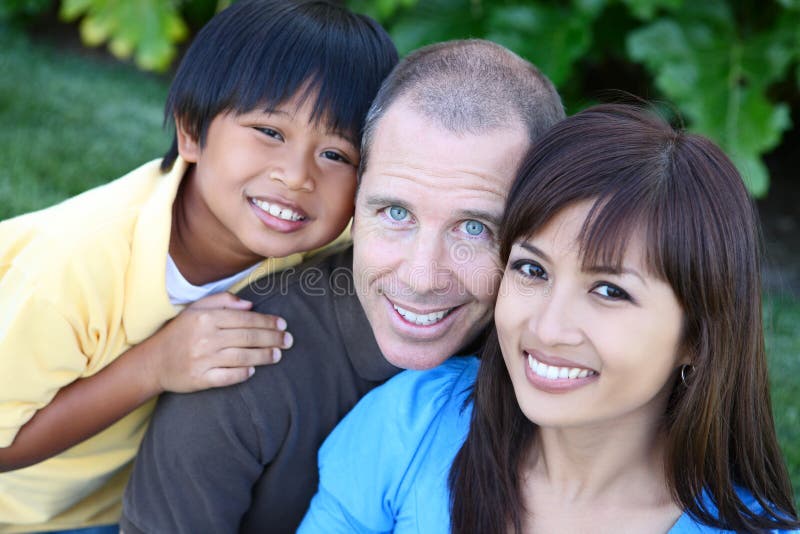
[202,366,256,389]
[217,327,292,351]
[217,347,283,368]
[214,310,288,332]
[189,292,252,311]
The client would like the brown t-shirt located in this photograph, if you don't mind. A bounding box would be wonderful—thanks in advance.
[120,246,400,533]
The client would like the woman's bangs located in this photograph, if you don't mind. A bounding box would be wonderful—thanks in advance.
[577,191,668,280]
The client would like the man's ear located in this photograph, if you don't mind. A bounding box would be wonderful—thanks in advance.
[175,116,200,163]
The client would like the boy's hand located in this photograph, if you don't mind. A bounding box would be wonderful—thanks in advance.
[144,292,292,393]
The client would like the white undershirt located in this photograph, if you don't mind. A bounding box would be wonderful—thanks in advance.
[165,254,261,305]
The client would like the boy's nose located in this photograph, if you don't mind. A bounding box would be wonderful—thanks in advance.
[270,157,314,192]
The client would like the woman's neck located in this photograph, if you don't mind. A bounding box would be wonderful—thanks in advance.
[531,415,666,501]
[519,402,682,532]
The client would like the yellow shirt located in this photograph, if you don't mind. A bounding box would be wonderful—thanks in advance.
[0,158,345,532]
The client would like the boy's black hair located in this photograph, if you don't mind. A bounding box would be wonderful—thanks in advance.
[161,0,398,171]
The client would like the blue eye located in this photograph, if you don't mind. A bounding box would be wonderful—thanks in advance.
[388,206,408,221]
[464,220,485,236]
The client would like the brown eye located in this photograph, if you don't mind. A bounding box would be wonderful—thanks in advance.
[321,150,350,164]
[512,260,547,280]
[593,283,630,301]
[256,127,283,141]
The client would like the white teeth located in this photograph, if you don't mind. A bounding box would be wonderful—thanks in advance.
[526,353,596,381]
[251,198,305,221]
[393,304,450,326]
[568,368,580,379]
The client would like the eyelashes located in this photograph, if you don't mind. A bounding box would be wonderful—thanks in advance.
[508,257,634,303]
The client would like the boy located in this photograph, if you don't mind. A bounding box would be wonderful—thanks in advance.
[0,1,397,531]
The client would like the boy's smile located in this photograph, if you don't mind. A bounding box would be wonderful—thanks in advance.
[171,95,358,284]
[250,196,307,223]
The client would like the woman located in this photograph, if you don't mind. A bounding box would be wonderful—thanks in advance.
[299,104,800,533]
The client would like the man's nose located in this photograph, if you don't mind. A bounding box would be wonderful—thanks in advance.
[530,283,583,348]
[399,230,453,295]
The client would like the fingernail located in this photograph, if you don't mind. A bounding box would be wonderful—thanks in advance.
[276,317,287,331]
[248,366,255,377]
[283,332,293,348]
[273,348,282,362]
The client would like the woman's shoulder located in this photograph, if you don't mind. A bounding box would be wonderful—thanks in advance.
[364,355,478,429]
[672,488,800,533]
[320,356,478,466]
[310,356,479,532]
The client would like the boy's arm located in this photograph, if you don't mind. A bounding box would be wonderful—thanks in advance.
[0,292,290,472]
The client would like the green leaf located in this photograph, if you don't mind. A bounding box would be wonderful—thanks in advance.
[348,0,418,21]
[58,0,187,72]
[777,0,800,10]
[572,0,608,17]
[622,0,684,20]
[486,4,596,87]
[59,0,93,21]
[627,1,793,196]
[387,0,487,56]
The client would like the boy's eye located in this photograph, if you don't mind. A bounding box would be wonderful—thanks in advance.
[257,127,283,141]
[511,260,547,280]
[592,283,630,301]
[461,220,486,236]
[321,150,351,164]
[386,205,409,221]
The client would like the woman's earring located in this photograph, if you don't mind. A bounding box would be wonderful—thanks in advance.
[680,364,695,387]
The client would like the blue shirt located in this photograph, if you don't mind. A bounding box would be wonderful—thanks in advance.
[299,356,797,534]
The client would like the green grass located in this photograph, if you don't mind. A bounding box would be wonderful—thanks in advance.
[765,296,800,509]
[2,23,799,511]
[0,25,169,220]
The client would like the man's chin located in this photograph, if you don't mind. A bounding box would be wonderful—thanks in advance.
[378,339,455,371]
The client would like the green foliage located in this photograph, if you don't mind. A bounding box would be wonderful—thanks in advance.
[354,0,799,197]
[764,296,800,508]
[0,0,53,20]
[628,2,796,195]
[59,0,188,72]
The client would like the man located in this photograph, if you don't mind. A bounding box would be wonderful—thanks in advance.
[120,39,563,534]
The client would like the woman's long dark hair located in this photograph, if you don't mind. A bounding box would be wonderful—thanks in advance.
[449,104,799,532]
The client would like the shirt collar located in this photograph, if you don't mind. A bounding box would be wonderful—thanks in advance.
[329,247,401,382]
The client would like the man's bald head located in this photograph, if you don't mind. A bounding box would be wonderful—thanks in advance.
[359,39,564,177]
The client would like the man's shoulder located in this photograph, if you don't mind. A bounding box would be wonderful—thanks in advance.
[237,245,354,310]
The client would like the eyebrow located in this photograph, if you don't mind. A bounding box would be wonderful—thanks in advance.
[584,265,647,285]
[363,195,409,210]
[518,242,551,263]
[363,196,501,227]
[517,241,647,285]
